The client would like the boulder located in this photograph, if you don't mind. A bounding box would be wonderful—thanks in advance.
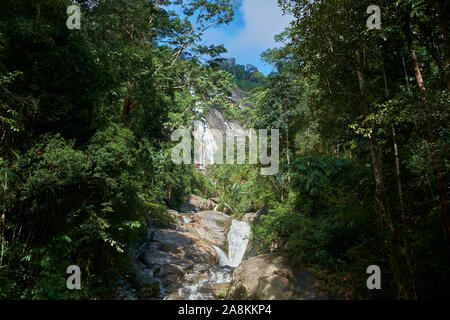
[227,253,327,300]
[179,194,216,213]
[167,209,194,228]
[170,264,233,300]
[142,229,218,286]
[185,211,231,247]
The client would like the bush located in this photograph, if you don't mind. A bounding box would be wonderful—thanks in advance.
[0,126,148,298]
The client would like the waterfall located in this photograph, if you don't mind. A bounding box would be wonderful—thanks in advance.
[226,220,251,267]
[213,219,250,268]
[182,216,192,225]
[177,220,250,299]
[213,246,229,266]
[193,120,218,170]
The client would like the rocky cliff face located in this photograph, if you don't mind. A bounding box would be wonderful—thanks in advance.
[193,88,250,169]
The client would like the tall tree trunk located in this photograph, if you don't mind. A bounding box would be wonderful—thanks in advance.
[382,61,417,298]
[391,125,405,214]
[355,49,416,299]
[401,55,411,92]
[382,63,406,217]
[355,49,390,229]
[285,118,291,185]
[403,22,450,238]
[435,0,450,90]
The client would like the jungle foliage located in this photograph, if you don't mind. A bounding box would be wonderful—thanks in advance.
[0,0,235,299]
[210,0,449,299]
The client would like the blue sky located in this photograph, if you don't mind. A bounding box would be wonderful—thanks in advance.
[201,0,293,75]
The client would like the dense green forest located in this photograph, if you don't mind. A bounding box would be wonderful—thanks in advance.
[0,0,449,300]
[219,57,267,91]
[0,0,234,299]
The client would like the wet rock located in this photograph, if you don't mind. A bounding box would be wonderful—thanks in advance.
[174,264,233,300]
[179,194,216,213]
[168,209,194,228]
[186,211,231,247]
[158,263,189,286]
[142,229,218,286]
[227,253,327,300]
[165,291,182,300]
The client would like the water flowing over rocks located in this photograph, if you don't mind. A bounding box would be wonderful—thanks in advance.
[116,192,328,301]
[116,194,248,300]
[167,209,193,228]
[115,98,327,300]
[165,264,234,300]
[224,220,251,267]
[143,229,218,285]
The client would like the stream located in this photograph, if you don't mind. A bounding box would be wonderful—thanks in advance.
[167,106,250,300]
[117,102,324,301]
[167,217,250,300]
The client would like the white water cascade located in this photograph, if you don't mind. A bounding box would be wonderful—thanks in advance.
[213,220,251,268]
[213,246,229,266]
[177,267,232,300]
[174,219,250,300]
[226,220,251,267]
[192,108,246,171]
[182,216,192,225]
[193,120,219,170]
[173,96,251,299]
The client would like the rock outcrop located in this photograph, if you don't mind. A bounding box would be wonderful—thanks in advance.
[227,252,327,300]
[118,194,326,301]
[167,209,194,229]
[241,212,257,224]
[143,229,218,287]
[179,194,216,213]
[122,204,233,299]
[185,211,231,247]
[165,264,233,300]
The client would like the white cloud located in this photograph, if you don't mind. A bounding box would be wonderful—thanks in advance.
[203,0,292,67]
[233,0,292,50]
